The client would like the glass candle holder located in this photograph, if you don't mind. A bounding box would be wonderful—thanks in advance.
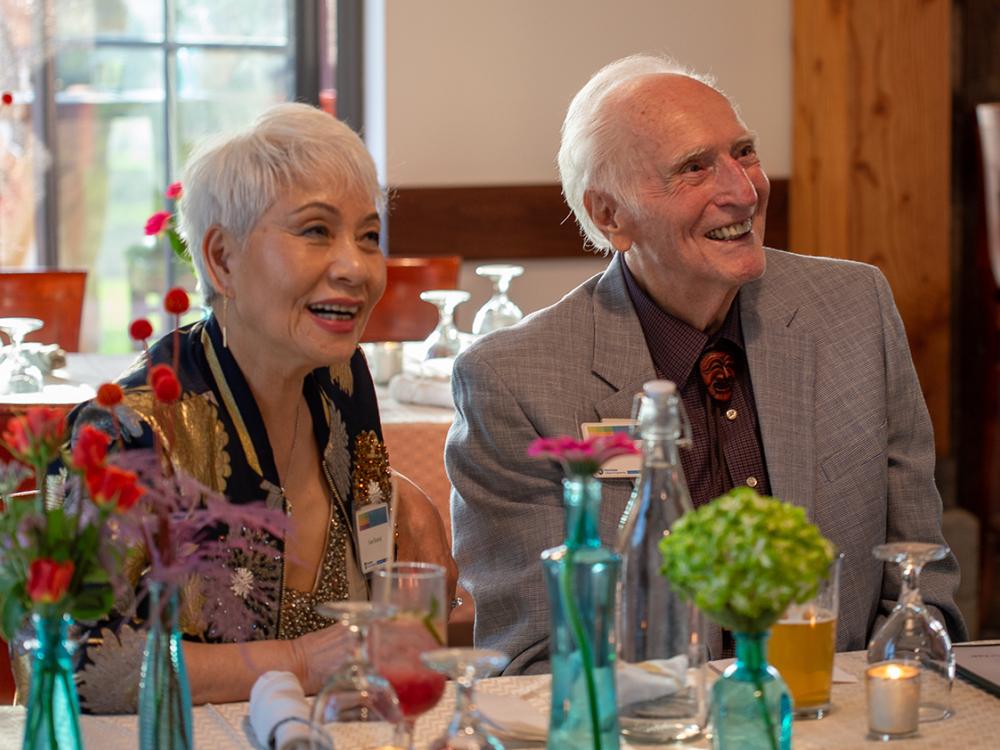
[866,661,920,741]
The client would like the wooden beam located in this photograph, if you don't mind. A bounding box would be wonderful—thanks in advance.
[387,179,790,259]
[791,0,952,453]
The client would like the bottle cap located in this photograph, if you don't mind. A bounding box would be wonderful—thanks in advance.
[643,380,677,396]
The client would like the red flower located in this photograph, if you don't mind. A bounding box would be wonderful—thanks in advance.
[96,382,124,407]
[129,318,153,342]
[1,92,12,106]
[148,364,181,403]
[26,559,74,604]
[71,425,111,473]
[86,465,144,512]
[2,407,67,464]
[165,182,183,200]
[163,287,190,315]
[144,210,172,236]
[528,432,638,477]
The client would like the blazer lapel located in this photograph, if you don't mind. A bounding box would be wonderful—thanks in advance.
[589,258,658,422]
[740,270,817,518]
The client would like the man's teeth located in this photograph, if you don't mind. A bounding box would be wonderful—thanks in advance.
[309,303,358,320]
[705,219,752,241]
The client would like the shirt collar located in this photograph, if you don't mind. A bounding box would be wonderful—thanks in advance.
[619,253,745,387]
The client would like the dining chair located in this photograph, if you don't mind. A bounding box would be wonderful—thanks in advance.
[975,102,1000,633]
[0,270,88,351]
[361,256,462,343]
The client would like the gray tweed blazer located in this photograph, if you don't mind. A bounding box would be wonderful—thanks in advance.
[446,248,966,675]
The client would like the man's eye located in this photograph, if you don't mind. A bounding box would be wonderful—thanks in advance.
[681,162,703,174]
[737,144,758,160]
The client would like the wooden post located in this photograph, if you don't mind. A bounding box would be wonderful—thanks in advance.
[791,0,952,454]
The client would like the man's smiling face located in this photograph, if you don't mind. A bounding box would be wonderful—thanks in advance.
[608,74,770,308]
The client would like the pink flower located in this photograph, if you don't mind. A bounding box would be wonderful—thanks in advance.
[144,210,172,236]
[528,432,638,477]
[165,182,183,200]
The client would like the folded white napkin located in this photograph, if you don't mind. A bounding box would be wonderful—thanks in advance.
[476,691,548,741]
[617,656,688,708]
[249,671,312,750]
[387,373,454,409]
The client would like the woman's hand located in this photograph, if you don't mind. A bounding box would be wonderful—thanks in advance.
[291,623,355,695]
[392,471,459,604]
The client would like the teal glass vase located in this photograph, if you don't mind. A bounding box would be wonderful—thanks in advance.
[711,631,792,750]
[138,582,193,750]
[541,475,620,750]
[22,613,82,750]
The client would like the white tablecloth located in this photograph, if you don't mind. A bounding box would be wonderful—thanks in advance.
[1,652,998,749]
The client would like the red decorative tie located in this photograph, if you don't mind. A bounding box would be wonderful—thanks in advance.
[698,349,735,402]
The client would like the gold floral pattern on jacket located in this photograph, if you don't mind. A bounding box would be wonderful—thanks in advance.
[352,431,391,507]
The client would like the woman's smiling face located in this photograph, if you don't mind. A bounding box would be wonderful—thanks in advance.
[224,183,386,375]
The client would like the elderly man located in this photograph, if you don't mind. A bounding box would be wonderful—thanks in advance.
[445,54,966,674]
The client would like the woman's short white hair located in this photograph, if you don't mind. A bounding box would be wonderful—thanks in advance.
[179,102,382,303]
[557,53,720,252]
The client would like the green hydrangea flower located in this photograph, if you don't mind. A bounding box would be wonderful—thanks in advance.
[659,487,835,633]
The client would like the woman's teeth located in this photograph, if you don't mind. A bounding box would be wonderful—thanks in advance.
[309,303,358,320]
[705,218,753,241]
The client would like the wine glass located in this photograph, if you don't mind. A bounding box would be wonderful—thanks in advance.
[422,648,509,750]
[0,317,44,394]
[419,290,470,360]
[309,601,403,750]
[472,264,524,335]
[370,562,449,749]
[867,542,955,722]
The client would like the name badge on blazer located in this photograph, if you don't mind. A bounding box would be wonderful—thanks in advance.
[355,501,392,573]
[581,419,641,479]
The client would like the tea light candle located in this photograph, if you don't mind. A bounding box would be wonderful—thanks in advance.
[866,661,920,739]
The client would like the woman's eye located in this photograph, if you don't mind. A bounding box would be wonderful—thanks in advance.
[362,230,381,244]
[303,225,330,238]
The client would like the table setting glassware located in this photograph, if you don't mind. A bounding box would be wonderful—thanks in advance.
[370,562,449,749]
[419,290,471,360]
[867,542,954,722]
[472,264,524,335]
[309,601,402,750]
[866,660,921,741]
[421,647,509,750]
[768,552,842,719]
[0,317,45,394]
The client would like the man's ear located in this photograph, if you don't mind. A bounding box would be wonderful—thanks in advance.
[202,225,234,297]
[583,189,634,252]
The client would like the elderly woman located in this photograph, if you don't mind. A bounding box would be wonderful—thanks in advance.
[67,103,455,712]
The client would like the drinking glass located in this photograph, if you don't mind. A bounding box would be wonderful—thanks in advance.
[309,601,402,750]
[420,290,470,360]
[422,648,508,750]
[472,264,524,335]
[769,553,842,718]
[0,317,44,394]
[370,562,448,749]
[867,542,954,722]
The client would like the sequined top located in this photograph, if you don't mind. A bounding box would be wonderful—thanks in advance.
[64,315,392,713]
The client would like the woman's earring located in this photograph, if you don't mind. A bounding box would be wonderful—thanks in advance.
[222,296,229,349]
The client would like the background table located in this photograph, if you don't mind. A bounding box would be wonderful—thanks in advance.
[1,651,997,749]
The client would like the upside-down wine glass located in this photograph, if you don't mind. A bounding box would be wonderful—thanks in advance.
[422,648,509,750]
[370,562,449,749]
[471,264,524,335]
[419,290,471,360]
[867,542,955,722]
[0,317,44,394]
[309,601,403,750]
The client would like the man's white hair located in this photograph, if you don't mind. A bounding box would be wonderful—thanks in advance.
[557,54,723,252]
[179,103,383,304]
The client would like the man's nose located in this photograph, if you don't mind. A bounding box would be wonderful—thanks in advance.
[715,158,758,206]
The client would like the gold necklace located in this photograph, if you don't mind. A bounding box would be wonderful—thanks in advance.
[280,396,303,504]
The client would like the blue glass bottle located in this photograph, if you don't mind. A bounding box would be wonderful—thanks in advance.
[23,613,82,750]
[712,631,792,750]
[138,582,193,750]
[541,475,620,750]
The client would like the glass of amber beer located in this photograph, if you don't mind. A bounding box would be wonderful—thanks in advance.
[769,554,842,718]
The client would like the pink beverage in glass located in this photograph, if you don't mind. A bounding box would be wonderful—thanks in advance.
[371,615,446,718]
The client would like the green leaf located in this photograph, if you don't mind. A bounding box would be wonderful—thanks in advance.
[69,587,113,621]
[1,591,24,641]
[167,229,193,269]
